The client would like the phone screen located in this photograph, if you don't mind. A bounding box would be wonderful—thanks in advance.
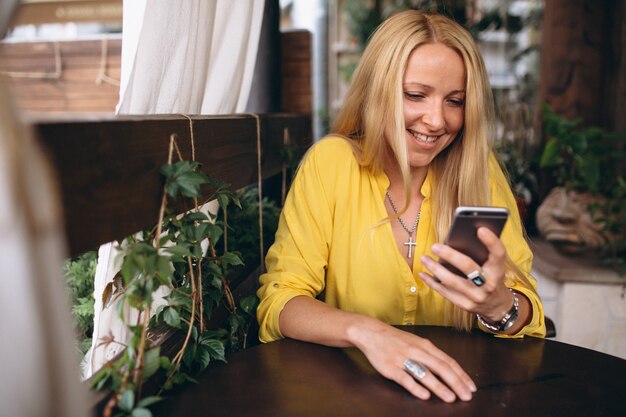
[440,206,509,276]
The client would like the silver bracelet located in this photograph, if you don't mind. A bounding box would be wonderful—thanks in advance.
[477,288,519,333]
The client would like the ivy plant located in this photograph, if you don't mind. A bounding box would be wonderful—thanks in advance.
[90,141,260,417]
[64,250,97,355]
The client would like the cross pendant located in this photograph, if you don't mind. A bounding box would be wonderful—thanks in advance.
[404,235,417,258]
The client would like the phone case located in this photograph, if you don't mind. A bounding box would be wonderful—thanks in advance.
[441,206,509,276]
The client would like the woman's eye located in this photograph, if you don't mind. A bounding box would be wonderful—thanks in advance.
[448,98,465,107]
[404,92,424,100]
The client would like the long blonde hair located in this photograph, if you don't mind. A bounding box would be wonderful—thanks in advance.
[331,10,534,330]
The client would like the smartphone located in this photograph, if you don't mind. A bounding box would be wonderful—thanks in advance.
[439,206,509,279]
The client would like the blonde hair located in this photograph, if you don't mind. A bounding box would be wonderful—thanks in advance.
[331,10,534,330]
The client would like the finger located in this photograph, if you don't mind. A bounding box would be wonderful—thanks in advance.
[419,256,478,298]
[476,227,506,263]
[391,368,432,401]
[408,365,457,403]
[430,243,478,276]
[415,355,473,402]
[410,339,477,396]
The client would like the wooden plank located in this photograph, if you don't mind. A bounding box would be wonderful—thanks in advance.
[280,30,312,115]
[32,113,311,256]
[10,0,123,26]
[0,37,121,114]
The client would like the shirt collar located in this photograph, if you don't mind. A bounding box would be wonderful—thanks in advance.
[375,166,433,199]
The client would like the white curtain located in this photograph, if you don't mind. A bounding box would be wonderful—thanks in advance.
[84,0,266,378]
[0,79,88,417]
[117,0,265,114]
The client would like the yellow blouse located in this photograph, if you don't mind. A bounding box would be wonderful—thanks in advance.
[257,136,546,342]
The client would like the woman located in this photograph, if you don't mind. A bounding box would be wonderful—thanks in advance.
[257,10,545,403]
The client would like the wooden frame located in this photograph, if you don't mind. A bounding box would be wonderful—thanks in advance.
[33,113,311,257]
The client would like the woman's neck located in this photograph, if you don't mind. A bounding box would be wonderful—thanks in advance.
[384,160,429,200]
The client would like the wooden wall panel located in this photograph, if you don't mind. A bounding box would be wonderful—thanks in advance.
[280,30,312,115]
[0,37,121,114]
[1,31,313,116]
[33,114,312,256]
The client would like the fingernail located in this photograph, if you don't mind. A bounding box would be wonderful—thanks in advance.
[460,389,472,401]
[444,391,456,402]
[431,243,443,253]
[469,381,477,392]
[420,255,431,265]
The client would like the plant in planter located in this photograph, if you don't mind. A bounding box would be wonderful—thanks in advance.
[537,103,626,272]
[494,134,540,223]
[90,138,261,417]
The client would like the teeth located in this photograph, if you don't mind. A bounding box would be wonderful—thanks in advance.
[409,130,438,143]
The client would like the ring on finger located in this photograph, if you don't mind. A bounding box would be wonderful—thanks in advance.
[467,269,486,287]
[403,359,427,380]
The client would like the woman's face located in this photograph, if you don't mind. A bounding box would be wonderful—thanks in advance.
[398,42,466,170]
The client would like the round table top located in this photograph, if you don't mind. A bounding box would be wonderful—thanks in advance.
[154,326,626,417]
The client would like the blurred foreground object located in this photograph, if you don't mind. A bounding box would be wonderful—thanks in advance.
[0,2,89,413]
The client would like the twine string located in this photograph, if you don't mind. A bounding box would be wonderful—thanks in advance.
[96,37,121,87]
[250,114,265,272]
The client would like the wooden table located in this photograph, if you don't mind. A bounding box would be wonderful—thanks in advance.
[154,326,626,417]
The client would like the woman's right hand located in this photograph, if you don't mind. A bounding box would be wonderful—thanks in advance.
[348,318,476,402]
[279,296,476,402]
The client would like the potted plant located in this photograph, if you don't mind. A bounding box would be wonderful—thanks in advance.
[536,103,626,272]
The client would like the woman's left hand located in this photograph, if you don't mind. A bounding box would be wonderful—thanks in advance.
[418,227,516,325]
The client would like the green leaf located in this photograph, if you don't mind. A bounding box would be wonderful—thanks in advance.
[142,347,161,381]
[539,138,560,167]
[131,408,152,417]
[577,155,600,193]
[221,252,244,267]
[118,389,135,412]
[163,307,181,328]
[217,193,230,211]
[239,295,259,315]
[568,131,587,154]
[201,338,226,362]
[165,244,193,259]
[136,396,163,408]
[205,262,222,278]
[184,211,209,222]
[182,343,197,369]
[197,346,211,370]
[155,256,172,285]
[159,356,171,370]
[206,223,224,243]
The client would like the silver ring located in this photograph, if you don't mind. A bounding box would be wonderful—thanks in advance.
[467,269,486,286]
[403,359,427,380]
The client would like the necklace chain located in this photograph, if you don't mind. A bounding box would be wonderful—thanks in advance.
[386,190,420,235]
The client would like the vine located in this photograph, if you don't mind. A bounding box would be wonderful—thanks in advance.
[90,135,259,417]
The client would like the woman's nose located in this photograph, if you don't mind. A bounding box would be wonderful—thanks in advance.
[422,101,444,130]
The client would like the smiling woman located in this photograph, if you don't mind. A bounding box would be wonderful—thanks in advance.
[257,10,545,404]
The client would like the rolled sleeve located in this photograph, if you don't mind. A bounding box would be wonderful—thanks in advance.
[257,141,336,342]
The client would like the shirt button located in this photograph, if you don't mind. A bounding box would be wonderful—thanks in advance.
[406,322,413,325]
[410,286,416,293]
[273,283,279,288]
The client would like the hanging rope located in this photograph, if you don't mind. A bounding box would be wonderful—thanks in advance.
[281,127,291,206]
[96,37,120,87]
[245,114,265,273]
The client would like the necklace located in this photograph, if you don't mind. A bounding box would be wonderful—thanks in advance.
[386,190,421,258]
